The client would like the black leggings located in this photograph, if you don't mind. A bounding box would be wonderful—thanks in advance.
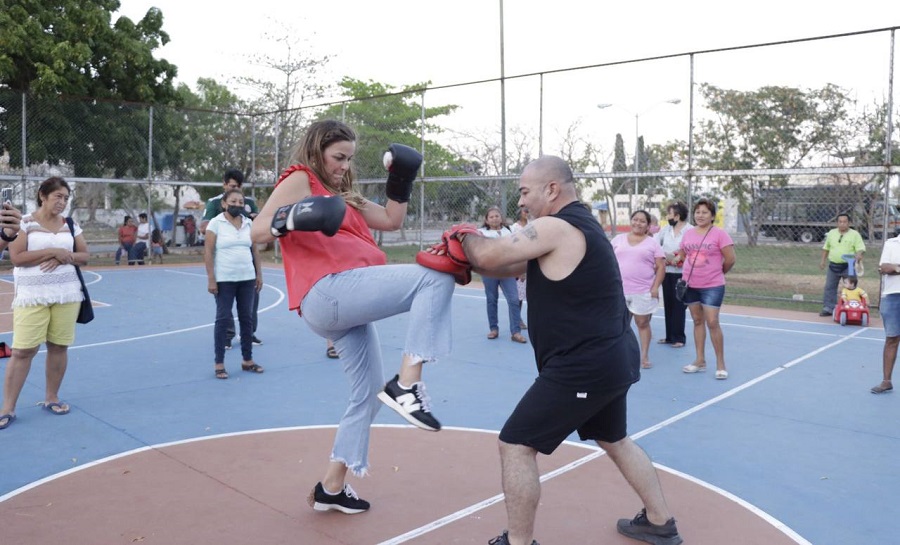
[661,272,687,344]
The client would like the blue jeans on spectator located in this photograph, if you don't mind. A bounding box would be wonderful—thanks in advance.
[129,242,147,265]
[822,262,848,313]
[116,243,133,265]
[214,279,256,364]
[483,276,522,335]
[226,288,259,341]
[299,264,455,476]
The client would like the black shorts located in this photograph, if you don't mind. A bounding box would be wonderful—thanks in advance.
[499,376,631,455]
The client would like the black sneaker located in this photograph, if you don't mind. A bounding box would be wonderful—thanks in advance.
[616,509,683,545]
[377,374,441,431]
[819,310,832,317]
[307,482,370,514]
[252,335,263,346]
[488,530,539,545]
[224,341,232,350]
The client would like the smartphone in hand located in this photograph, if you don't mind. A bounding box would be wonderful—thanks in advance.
[1,188,11,205]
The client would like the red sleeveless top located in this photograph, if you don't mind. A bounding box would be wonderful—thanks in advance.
[275,164,386,312]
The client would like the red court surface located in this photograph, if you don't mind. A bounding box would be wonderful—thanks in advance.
[1,426,802,545]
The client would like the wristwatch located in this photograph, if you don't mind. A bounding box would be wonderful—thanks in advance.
[0,228,17,242]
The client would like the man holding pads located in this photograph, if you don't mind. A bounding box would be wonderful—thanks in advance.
[432,156,681,545]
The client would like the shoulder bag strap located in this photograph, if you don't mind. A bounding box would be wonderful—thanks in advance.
[684,226,714,286]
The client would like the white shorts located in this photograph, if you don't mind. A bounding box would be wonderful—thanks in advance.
[624,292,658,316]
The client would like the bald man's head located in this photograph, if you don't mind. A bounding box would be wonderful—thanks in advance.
[518,155,578,218]
[523,155,575,188]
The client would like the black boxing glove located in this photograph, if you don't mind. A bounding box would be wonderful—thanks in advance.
[383,143,423,204]
[270,195,346,237]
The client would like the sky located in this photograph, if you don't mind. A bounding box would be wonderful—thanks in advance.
[115,0,898,157]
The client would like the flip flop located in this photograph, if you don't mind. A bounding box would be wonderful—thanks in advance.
[671,342,685,348]
[326,346,339,359]
[0,413,15,430]
[871,382,893,394]
[641,362,653,369]
[42,402,70,415]
[656,339,671,344]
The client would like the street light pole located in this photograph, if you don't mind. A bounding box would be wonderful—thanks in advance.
[633,112,639,210]
[597,99,681,216]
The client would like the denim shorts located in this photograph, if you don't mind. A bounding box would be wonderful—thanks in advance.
[881,293,900,337]
[681,284,726,308]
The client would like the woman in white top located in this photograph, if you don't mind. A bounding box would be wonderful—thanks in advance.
[478,206,526,343]
[655,201,692,348]
[204,189,263,379]
[509,208,529,330]
[0,177,89,430]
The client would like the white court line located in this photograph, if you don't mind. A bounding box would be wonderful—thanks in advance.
[53,272,286,351]
[375,330,868,545]
[0,424,808,545]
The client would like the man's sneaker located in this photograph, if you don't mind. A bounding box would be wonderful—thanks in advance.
[252,335,263,346]
[487,530,539,545]
[224,341,232,350]
[377,374,441,431]
[616,509,683,545]
[306,482,370,514]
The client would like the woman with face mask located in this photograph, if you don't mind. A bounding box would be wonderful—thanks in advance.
[204,188,264,379]
[654,201,692,348]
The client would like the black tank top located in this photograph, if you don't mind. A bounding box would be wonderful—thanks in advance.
[526,202,640,389]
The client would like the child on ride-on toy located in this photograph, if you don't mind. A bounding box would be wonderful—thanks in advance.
[834,275,869,326]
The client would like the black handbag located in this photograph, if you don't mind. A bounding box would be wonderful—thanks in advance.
[675,278,688,302]
[65,218,94,324]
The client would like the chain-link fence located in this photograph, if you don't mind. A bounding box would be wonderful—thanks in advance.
[1,28,899,311]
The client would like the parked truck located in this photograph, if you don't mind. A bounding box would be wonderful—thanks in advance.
[755,185,900,243]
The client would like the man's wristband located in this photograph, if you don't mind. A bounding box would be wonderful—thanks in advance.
[0,229,17,242]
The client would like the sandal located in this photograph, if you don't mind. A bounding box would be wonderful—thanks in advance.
[715,369,729,380]
[641,361,653,369]
[871,381,893,394]
[682,363,707,373]
[241,362,264,373]
[671,342,685,348]
[42,401,70,415]
[656,339,671,344]
[487,330,499,340]
[215,367,229,379]
[0,413,16,430]
[326,346,339,359]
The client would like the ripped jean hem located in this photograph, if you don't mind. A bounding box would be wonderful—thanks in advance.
[403,351,436,365]
[332,455,369,478]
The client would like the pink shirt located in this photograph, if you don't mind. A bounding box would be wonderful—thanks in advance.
[611,234,665,295]
[680,226,734,288]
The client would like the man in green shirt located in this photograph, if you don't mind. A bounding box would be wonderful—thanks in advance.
[200,169,258,235]
[201,169,262,347]
[819,213,865,316]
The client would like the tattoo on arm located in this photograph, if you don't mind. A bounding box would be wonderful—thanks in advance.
[514,225,538,242]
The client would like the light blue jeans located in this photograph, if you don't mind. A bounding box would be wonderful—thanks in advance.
[482,276,522,335]
[300,264,455,475]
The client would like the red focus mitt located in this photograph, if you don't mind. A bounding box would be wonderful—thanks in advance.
[415,223,481,285]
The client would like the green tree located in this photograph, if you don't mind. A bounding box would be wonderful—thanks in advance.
[692,83,853,245]
[0,0,181,223]
[317,78,466,229]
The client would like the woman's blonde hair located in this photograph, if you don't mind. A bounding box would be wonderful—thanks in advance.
[290,120,366,210]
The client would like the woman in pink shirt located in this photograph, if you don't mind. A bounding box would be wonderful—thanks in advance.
[611,210,666,369]
[677,198,736,379]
